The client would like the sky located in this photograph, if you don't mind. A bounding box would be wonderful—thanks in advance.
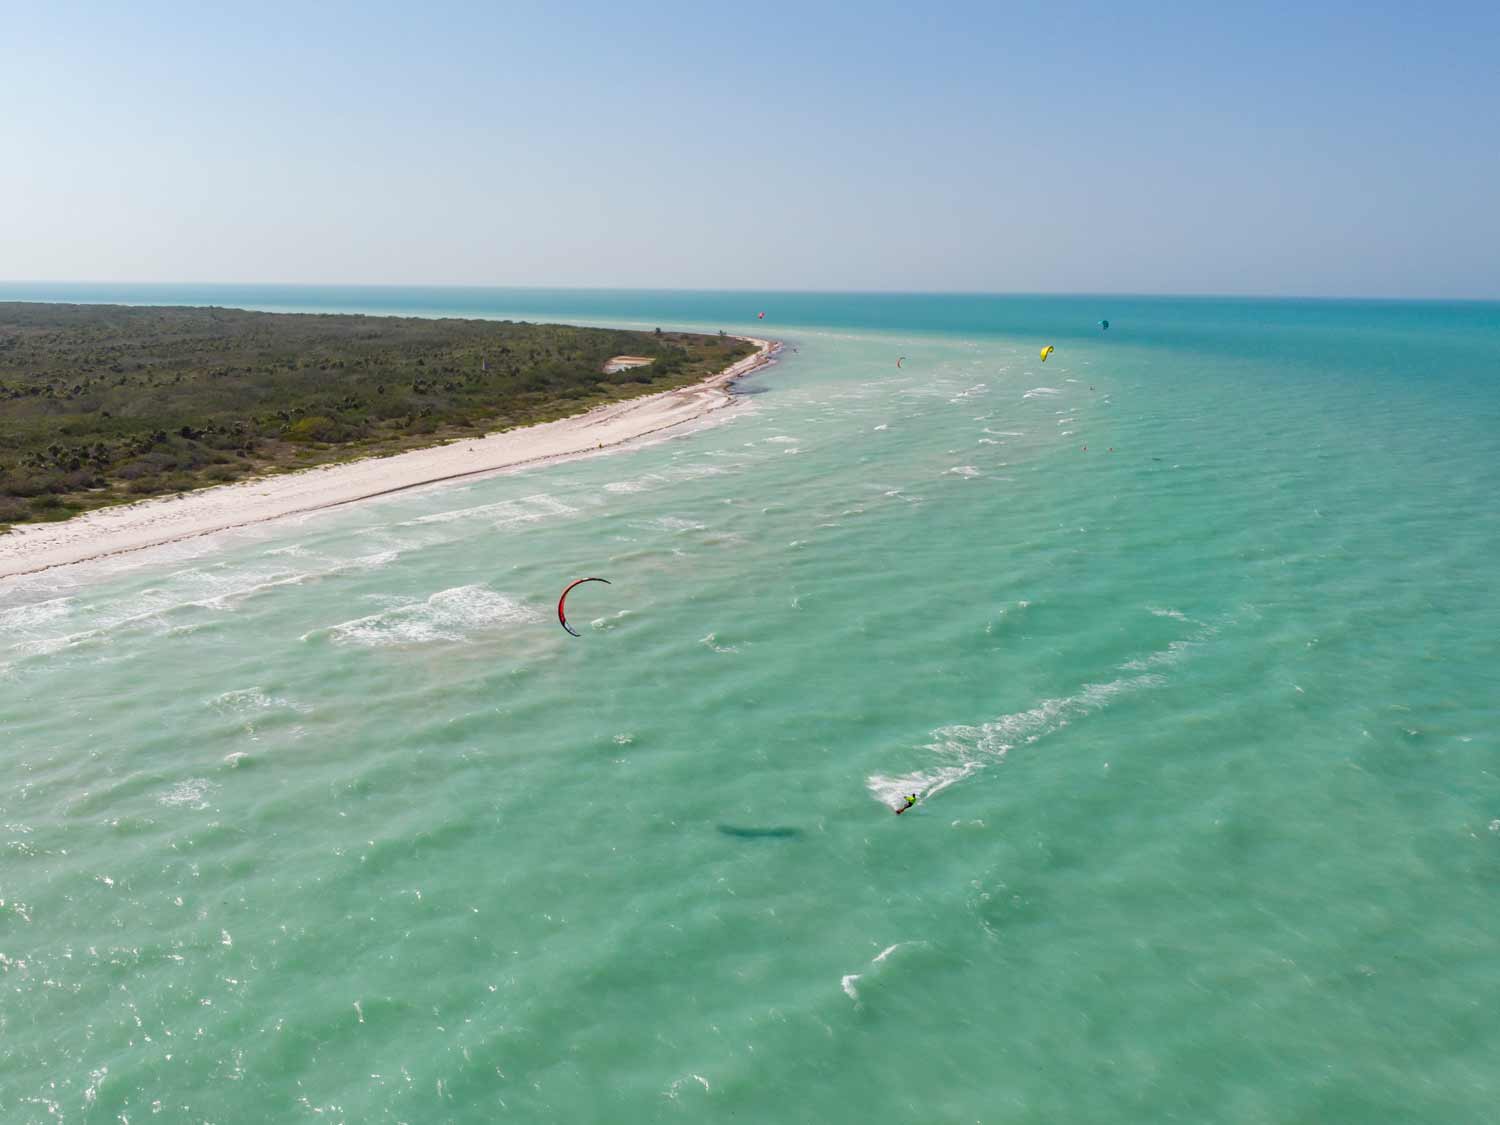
[5,0,1499,298]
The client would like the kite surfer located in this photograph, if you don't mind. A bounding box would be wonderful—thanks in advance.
[895,793,919,815]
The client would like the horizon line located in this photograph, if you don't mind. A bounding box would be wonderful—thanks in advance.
[1,280,1497,305]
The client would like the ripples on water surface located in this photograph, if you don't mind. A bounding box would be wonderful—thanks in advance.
[2,288,1498,1122]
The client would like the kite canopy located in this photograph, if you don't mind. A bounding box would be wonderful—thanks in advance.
[757,311,766,319]
[1040,345,1055,362]
[558,577,611,637]
[1099,319,1110,330]
[896,356,906,368]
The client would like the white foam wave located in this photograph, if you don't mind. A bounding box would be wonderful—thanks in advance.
[604,474,668,493]
[406,494,575,528]
[667,464,727,481]
[664,1074,713,1101]
[210,687,311,718]
[873,942,913,964]
[639,516,706,533]
[0,545,415,666]
[699,633,739,654]
[1118,639,1197,672]
[946,466,981,478]
[881,489,923,505]
[0,597,74,633]
[1023,387,1062,399]
[160,778,217,809]
[840,941,923,1004]
[188,550,399,610]
[318,586,538,647]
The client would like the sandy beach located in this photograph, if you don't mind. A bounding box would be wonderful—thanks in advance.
[0,335,779,580]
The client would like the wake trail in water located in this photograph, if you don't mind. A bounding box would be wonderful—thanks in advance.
[867,616,1221,809]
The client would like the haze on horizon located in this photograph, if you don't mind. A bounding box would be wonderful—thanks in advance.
[7,0,1498,300]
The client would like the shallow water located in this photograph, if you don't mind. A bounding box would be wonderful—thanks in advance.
[2,286,1498,1122]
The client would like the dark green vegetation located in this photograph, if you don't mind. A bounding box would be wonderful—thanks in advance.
[0,303,752,527]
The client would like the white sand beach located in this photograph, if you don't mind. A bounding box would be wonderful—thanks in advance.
[0,336,779,580]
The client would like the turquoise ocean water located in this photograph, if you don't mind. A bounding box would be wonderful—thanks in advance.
[2,285,1498,1122]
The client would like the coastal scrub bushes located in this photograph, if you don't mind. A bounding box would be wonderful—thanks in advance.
[0,303,752,527]
[285,415,345,443]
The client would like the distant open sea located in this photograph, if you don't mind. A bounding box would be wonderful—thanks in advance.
[2,283,1498,1123]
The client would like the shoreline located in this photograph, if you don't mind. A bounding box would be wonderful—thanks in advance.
[0,335,780,581]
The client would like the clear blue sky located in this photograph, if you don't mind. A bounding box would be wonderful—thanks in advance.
[7,0,1498,297]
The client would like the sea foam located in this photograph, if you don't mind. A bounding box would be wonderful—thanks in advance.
[319,585,538,647]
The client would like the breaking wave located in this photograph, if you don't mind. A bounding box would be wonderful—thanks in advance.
[314,585,539,647]
[403,493,575,527]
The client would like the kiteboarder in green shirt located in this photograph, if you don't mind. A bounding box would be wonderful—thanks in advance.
[895,793,918,815]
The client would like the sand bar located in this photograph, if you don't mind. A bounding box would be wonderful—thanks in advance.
[0,336,779,580]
